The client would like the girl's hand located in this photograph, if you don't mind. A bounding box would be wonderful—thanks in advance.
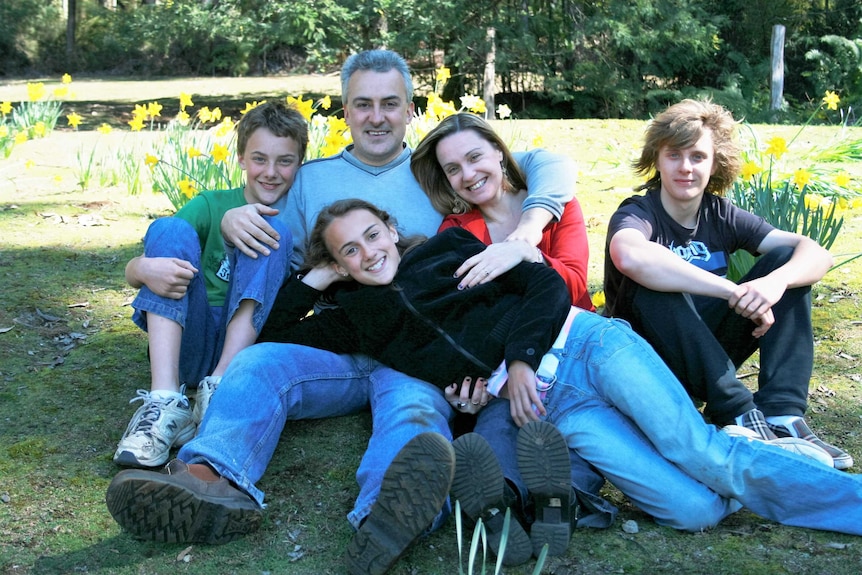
[454,241,534,290]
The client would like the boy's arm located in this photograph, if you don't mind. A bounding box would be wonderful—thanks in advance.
[609,227,737,299]
[125,255,198,299]
[509,149,577,245]
[729,230,833,334]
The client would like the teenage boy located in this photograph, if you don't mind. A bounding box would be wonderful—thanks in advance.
[113,101,307,468]
[603,99,852,470]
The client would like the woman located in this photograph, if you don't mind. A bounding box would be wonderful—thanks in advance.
[411,113,607,563]
[411,112,593,310]
[281,198,862,553]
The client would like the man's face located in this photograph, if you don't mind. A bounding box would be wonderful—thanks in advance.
[343,69,414,167]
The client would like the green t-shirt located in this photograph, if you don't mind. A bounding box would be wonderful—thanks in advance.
[174,187,246,307]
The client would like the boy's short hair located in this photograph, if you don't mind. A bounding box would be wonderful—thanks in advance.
[340,49,413,104]
[633,99,742,196]
[236,100,309,159]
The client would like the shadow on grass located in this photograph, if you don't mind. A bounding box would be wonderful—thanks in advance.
[31,536,182,574]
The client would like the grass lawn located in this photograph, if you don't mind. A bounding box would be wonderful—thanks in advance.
[2,77,862,575]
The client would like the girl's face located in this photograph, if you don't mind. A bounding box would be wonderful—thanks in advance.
[435,129,505,206]
[656,129,717,206]
[324,209,401,286]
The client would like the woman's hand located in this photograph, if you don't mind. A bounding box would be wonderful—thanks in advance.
[454,241,535,290]
[445,376,490,415]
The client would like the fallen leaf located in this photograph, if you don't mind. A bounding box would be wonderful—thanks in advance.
[177,545,194,562]
[0,326,13,334]
[68,302,90,308]
[36,308,62,322]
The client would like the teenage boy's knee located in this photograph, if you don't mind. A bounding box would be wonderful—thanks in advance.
[143,217,199,260]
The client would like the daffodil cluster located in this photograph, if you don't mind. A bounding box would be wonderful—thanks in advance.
[0,74,72,158]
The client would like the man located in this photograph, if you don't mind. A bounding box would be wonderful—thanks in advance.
[106,50,576,574]
[603,99,852,470]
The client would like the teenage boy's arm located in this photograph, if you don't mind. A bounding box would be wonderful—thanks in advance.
[125,255,198,299]
[509,149,576,246]
[220,204,282,258]
[609,228,739,299]
[730,230,833,333]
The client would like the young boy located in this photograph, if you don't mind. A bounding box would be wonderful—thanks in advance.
[114,100,307,468]
[603,99,852,469]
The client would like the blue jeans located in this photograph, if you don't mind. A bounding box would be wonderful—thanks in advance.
[131,216,289,387]
[543,311,862,534]
[177,343,454,530]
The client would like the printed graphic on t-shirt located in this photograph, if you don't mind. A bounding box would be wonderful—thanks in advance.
[669,240,728,275]
[215,255,231,282]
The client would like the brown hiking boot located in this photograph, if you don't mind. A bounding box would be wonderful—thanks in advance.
[105,459,262,544]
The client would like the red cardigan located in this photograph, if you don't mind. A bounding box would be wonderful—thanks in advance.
[439,198,595,312]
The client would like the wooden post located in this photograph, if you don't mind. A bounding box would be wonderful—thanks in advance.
[770,24,785,111]
[483,27,496,120]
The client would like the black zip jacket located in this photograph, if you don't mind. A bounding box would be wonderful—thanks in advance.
[262,227,571,389]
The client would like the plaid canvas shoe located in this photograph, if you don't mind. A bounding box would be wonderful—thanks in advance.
[733,408,779,441]
[113,390,195,468]
[768,417,854,470]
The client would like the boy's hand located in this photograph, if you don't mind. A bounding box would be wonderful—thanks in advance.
[503,360,544,426]
[221,204,281,258]
[141,257,198,299]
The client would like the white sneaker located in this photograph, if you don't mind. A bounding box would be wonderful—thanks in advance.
[721,425,834,467]
[113,390,195,468]
[192,375,222,425]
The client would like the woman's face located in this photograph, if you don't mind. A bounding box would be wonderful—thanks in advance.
[435,129,505,207]
[324,209,402,286]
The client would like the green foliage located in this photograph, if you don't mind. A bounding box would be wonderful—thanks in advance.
[0,0,63,75]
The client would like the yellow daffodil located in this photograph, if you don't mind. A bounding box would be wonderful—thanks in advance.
[133,104,149,120]
[198,107,214,123]
[241,101,264,115]
[0,126,7,138]
[27,82,46,102]
[53,87,69,99]
[179,92,194,110]
[14,132,27,145]
[532,134,545,148]
[25,159,34,169]
[320,95,332,110]
[460,94,486,114]
[591,291,606,309]
[822,91,840,111]
[837,197,849,210]
[62,73,72,84]
[210,107,222,122]
[177,110,190,126]
[436,67,451,84]
[33,122,46,137]
[835,172,851,188]
[326,115,348,135]
[147,101,163,118]
[187,146,202,159]
[764,136,788,159]
[793,168,812,188]
[178,179,198,199]
[128,116,145,131]
[54,174,62,184]
[215,117,234,138]
[144,153,159,170]
[210,143,230,163]
[0,101,11,115]
[97,123,112,134]
[852,198,862,210]
[66,112,83,129]
[496,104,512,120]
[804,193,823,210]
[740,161,762,180]
[286,96,315,121]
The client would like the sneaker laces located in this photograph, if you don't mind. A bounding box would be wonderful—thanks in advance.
[126,391,166,437]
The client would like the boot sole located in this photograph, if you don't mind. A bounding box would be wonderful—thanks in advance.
[105,469,262,544]
[517,421,573,557]
[452,433,532,566]
[345,432,455,575]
